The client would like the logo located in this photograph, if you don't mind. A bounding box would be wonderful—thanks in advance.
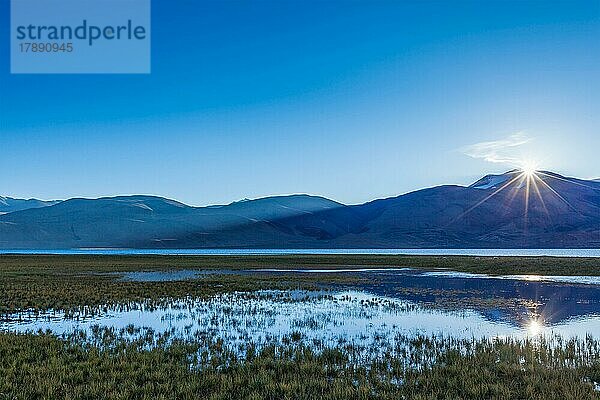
[11,0,151,74]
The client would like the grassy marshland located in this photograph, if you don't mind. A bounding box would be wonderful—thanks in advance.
[2,254,600,274]
[1,255,600,399]
[0,328,599,400]
[0,256,356,315]
[1,254,598,314]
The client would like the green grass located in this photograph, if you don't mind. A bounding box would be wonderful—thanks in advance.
[2,253,599,274]
[0,329,598,400]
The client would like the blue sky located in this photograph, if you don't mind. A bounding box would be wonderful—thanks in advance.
[1,0,598,205]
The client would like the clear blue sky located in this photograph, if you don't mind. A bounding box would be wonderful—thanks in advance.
[1,0,598,205]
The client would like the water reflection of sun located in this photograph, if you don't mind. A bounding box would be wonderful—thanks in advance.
[527,319,542,336]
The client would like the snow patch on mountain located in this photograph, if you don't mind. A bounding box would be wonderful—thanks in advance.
[469,173,512,190]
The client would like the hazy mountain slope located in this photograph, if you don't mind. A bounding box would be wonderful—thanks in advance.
[0,194,347,248]
[0,197,60,214]
[0,196,196,248]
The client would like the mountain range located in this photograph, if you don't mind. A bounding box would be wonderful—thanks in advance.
[0,170,598,249]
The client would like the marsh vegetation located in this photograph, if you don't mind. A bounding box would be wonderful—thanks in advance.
[1,328,599,399]
[1,255,600,399]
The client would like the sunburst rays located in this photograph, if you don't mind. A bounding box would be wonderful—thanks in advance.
[449,173,525,226]
[451,166,584,229]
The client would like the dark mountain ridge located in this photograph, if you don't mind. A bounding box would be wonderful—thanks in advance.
[1,171,598,249]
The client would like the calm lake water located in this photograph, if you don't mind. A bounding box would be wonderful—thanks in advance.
[1,248,599,257]
[3,268,600,354]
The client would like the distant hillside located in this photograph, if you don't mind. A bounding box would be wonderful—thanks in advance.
[0,171,598,249]
[0,197,61,214]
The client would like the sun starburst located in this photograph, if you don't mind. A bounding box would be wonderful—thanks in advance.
[520,160,538,177]
[450,161,580,230]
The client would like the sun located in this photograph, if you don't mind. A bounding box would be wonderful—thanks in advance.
[520,160,538,177]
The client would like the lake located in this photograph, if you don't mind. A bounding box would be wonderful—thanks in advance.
[3,268,600,360]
